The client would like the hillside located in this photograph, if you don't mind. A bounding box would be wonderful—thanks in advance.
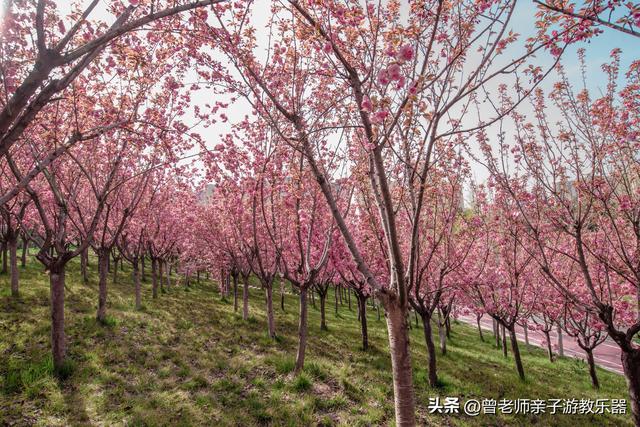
[0,255,631,426]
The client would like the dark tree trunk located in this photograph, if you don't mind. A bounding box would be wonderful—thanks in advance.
[97,249,109,323]
[8,235,19,297]
[476,314,484,341]
[158,260,164,293]
[319,290,328,330]
[421,312,438,387]
[141,256,146,282]
[232,272,239,312]
[242,274,250,320]
[445,315,451,339]
[584,347,599,389]
[265,284,276,338]
[382,296,416,427]
[112,254,118,284]
[494,318,501,348]
[80,246,88,284]
[508,325,525,380]
[151,258,158,299]
[1,241,7,274]
[133,257,141,310]
[280,285,285,312]
[501,323,508,357]
[621,348,640,426]
[334,285,339,316]
[165,261,171,290]
[523,323,529,345]
[49,264,66,371]
[20,234,28,268]
[544,330,554,362]
[358,294,368,351]
[196,270,200,284]
[294,285,308,374]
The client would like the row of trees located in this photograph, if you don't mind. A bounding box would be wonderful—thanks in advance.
[1,0,638,426]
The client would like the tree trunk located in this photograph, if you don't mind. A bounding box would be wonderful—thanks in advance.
[151,258,158,299]
[621,348,640,426]
[265,284,276,338]
[383,297,416,426]
[97,249,109,323]
[80,246,88,284]
[437,311,446,355]
[445,315,451,339]
[544,330,554,362]
[232,272,238,312]
[280,284,285,312]
[8,235,19,297]
[167,262,172,290]
[334,285,339,316]
[494,318,501,348]
[476,315,484,341]
[557,324,564,357]
[1,241,7,274]
[320,291,327,331]
[508,325,525,380]
[112,254,118,284]
[523,323,529,345]
[133,258,141,310]
[421,312,438,387]
[158,261,164,293]
[49,264,66,371]
[358,294,368,351]
[21,234,28,268]
[501,323,508,357]
[294,286,308,374]
[141,256,146,282]
[585,348,599,389]
[242,274,249,320]
[311,288,315,308]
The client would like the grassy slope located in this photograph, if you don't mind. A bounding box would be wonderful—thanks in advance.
[0,253,632,426]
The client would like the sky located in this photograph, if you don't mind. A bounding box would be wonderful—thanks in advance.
[51,1,639,196]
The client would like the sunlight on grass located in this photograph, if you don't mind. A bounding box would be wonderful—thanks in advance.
[0,254,632,425]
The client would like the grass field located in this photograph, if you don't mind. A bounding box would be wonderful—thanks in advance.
[0,253,632,426]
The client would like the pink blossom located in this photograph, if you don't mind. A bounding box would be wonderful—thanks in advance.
[377,69,391,85]
[387,63,402,81]
[372,110,389,123]
[397,44,414,62]
[361,96,373,112]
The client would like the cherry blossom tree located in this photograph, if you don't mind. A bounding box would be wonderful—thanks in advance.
[482,52,640,422]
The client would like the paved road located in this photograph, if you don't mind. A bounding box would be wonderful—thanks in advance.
[457,315,623,375]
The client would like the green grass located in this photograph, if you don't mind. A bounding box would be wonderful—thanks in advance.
[0,251,632,426]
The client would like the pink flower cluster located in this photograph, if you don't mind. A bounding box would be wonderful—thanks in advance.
[377,44,414,88]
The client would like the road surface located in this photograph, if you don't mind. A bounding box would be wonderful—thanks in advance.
[457,315,623,375]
